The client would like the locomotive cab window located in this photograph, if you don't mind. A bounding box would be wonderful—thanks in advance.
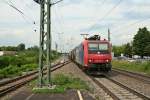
[99,44,108,50]
[88,44,99,50]
[88,43,109,54]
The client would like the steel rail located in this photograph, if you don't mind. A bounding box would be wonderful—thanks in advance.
[90,76,120,100]
[73,62,119,100]
[0,62,64,86]
[91,75,150,100]
[0,61,70,97]
[73,60,150,100]
[105,75,150,100]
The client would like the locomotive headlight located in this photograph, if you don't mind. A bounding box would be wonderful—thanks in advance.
[106,60,109,62]
[89,59,92,62]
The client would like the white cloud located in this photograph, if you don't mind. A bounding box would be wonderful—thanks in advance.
[0,0,150,51]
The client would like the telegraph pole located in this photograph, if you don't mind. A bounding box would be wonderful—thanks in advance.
[34,0,63,88]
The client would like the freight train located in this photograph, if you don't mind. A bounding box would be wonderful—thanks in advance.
[69,35,112,73]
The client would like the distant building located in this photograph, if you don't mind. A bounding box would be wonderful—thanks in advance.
[0,51,17,56]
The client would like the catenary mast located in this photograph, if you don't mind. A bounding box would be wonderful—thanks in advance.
[34,0,62,87]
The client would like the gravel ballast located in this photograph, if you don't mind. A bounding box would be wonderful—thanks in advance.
[52,62,113,100]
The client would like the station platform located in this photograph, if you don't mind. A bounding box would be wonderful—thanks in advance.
[10,88,94,100]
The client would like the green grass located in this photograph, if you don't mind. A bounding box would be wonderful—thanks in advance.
[0,50,61,79]
[32,74,89,93]
[112,60,150,75]
[0,64,37,78]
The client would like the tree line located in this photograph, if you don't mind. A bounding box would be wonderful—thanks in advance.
[0,43,40,51]
[0,43,25,51]
[113,27,150,58]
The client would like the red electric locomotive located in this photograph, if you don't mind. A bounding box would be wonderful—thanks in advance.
[69,35,112,72]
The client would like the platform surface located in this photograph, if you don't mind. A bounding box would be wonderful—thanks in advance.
[10,89,94,100]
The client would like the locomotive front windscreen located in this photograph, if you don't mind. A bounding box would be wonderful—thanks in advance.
[88,43,109,54]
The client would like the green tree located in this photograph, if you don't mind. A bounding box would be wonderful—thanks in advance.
[17,43,25,51]
[27,46,39,51]
[112,46,124,57]
[0,56,10,68]
[0,46,17,51]
[133,27,150,58]
[144,44,150,56]
[124,43,132,58]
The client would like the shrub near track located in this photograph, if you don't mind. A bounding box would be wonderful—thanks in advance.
[0,64,37,78]
[32,74,89,93]
[0,50,60,79]
[112,60,150,75]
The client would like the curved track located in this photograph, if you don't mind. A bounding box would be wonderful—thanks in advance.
[0,61,70,97]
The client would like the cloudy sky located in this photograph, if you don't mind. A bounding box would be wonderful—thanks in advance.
[0,0,150,51]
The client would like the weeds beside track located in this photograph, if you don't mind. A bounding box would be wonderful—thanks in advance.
[0,61,70,97]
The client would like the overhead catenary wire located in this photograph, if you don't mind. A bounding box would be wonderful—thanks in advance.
[87,0,123,33]
[110,0,150,33]
[112,18,150,33]
[57,6,65,33]
[53,6,64,32]
[112,18,150,37]
[20,0,38,25]
[3,0,36,25]
[4,0,24,14]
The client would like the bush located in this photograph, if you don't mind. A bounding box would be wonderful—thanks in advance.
[33,74,89,93]
[52,74,72,85]
[9,56,27,67]
[25,57,38,64]
[0,64,38,78]
[52,74,89,90]
[112,60,150,75]
[0,56,10,68]
[0,65,21,78]
[20,64,37,72]
[0,49,60,79]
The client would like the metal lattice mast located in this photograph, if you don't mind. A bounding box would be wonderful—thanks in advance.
[47,0,51,85]
[38,0,45,87]
[34,0,63,87]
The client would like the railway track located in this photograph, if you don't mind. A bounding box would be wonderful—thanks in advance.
[0,61,70,97]
[71,61,150,100]
[112,68,150,84]
[91,75,150,100]
[73,62,149,100]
